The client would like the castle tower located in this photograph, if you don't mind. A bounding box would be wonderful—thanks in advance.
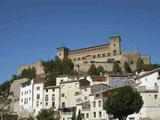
[109,35,121,56]
[56,47,70,60]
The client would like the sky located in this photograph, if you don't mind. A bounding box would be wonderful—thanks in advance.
[0,0,160,84]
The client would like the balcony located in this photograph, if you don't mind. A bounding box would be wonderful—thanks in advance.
[137,86,158,92]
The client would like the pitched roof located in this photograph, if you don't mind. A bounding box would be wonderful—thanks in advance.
[136,68,160,79]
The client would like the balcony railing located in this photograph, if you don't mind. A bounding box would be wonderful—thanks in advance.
[137,86,158,92]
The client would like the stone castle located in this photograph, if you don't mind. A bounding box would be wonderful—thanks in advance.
[18,35,150,74]
[56,35,150,72]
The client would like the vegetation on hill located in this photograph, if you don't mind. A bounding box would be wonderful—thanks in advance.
[0,80,10,96]
[136,58,145,73]
[36,108,59,120]
[113,61,122,74]
[136,58,160,73]
[104,86,143,120]
[124,61,132,73]
[87,64,105,75]
[43,56,77,86]
[20,67,36,79]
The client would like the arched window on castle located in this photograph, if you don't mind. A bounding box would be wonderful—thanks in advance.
[113,50,117,56]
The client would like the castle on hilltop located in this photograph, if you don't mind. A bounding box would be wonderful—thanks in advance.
[18,35,150,74]
[56,35,150,72]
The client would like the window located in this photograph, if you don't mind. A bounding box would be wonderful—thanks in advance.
[155,83,157,86]
[154,94,157,99]
[81,113,85,119]
[96,94,100,98]
[29,97,31,101]
[113,50,117,56]
[99,111,102,118]
[24,98,28,104]
[84,96,87,100]
[37,86,40,90]
[21,99,23,103]
[29,90,31,93]
[98,54,100,58]
[61,79,63,82]
[129,117,135,120]
[62,93,65,97]
[102,54,105,57]
[75,92,79,95]
[62,102,65,108]
[74,58,76,61]
[46,89,48,92]
[98,100,101,107]
[52,102,55,107]
[45,102,48,106]
[37,94,40,99]
[86,113,89,118]
[52,94,55,101]
[93,101,96,107]
[94,112,96,118]
[21,92,23,95]
[107,53,110,56]
[45,95,48,101]
[85,88,87,91]
[37,101,39,107]
[52,89,55,91]
[93,55,95,58]
[78,57,80,60]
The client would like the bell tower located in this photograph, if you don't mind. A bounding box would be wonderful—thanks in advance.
[109,35,121,56]
[56,43,69,60]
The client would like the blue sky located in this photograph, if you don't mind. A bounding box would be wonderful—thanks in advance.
[0,0,160,83]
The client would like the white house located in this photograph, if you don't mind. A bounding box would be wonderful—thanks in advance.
[56,76,90,120]
[77,84,110,120]
[19,79,34,118]
[127,68,160,120]
[43,86,60,110]
[105,73,128,87]
[33,77,45,116]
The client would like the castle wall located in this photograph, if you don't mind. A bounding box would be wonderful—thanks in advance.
[18,60,45,75]
[68,44,111,62]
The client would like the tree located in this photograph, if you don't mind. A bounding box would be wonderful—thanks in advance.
[20,67,36,79]
[113,61,122,74]
[104,86,143,120]
[97,65,105,75]
[71,110,76,120]
[76,110,82,120]
[43,56,77,86]
[124,61,132,73]
[27,116,34,120]
[87,64,98,75]
[36,108,59,120]
[136,58,145,73]
[144,64,160,71]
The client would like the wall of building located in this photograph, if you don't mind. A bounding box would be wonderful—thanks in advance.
[33,83,44,116]
[43,88,55,109]
[19,80,33,118]
[10,78,29,99]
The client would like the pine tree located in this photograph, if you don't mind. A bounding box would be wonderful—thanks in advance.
[113,61,122,74]
[124,61,132,73]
